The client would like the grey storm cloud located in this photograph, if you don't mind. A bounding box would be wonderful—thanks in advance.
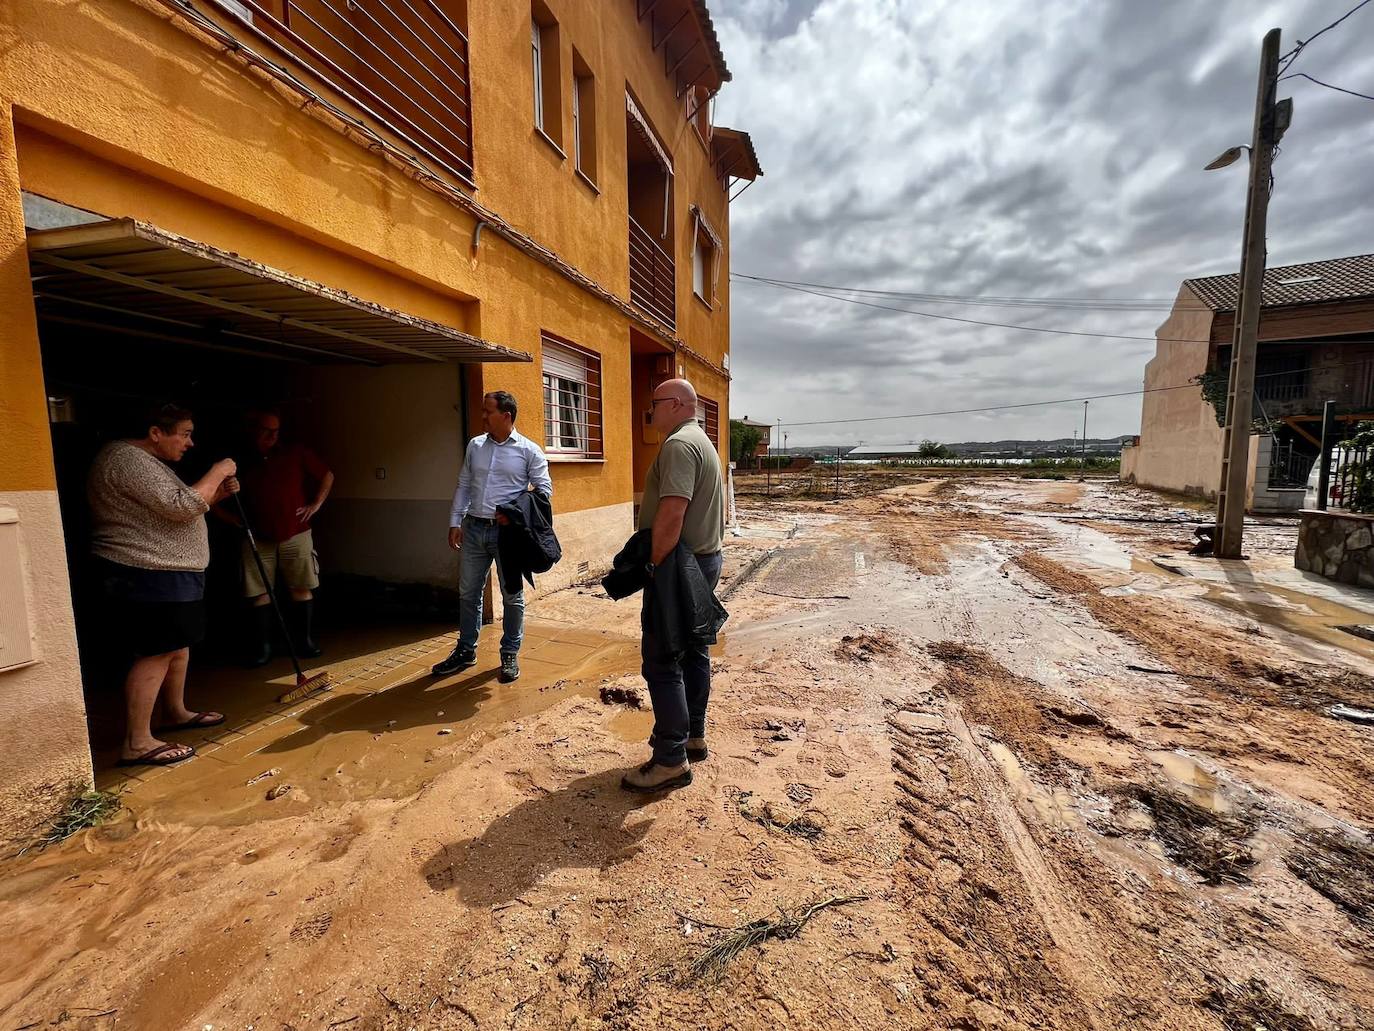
[712,0,1374,445]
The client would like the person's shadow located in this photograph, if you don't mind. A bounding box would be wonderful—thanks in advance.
[262,665,498,754]
[421,769,660,906]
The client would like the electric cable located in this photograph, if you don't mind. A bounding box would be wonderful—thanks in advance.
[1278,0,1373,74]
[734,276,1213,344]
[733,273,1181,311]
[772,356,1374,430]
[1279,71,1374,102]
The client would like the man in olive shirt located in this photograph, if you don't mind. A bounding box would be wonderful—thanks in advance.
[622,378,724,793]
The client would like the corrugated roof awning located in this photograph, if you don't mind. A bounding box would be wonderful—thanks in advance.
[27,219,530,366]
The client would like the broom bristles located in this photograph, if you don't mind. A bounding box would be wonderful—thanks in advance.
[277,671,334,704]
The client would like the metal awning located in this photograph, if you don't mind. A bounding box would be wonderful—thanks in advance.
[27,219,530,366]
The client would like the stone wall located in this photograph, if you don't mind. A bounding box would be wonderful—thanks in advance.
[1295,509,1374,587]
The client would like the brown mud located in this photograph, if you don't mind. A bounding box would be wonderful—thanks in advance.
[2,474,1373,1030]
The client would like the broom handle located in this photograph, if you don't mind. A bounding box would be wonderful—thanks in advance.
[231,491,306,680]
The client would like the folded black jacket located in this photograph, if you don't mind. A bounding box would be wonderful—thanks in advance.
[603,529,727,655]
[495,492,561,592]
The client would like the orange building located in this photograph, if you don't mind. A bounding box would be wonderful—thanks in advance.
[0,0,759,845]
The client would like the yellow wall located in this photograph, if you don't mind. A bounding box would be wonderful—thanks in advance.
[1,0,734,511]
[0,0,745,840]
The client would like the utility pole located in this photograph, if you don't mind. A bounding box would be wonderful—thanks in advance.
[1213,27,1290,559]
[1082,401,1089,468]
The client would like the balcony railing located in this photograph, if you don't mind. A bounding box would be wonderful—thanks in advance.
[220,0,474,184]
[628,216,675,329]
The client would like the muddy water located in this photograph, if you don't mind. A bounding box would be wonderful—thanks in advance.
[110,632,643,831]
[986,740,1083,829]
[1151,750,1232,814]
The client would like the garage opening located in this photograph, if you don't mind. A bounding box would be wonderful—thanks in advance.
[28,213,529,772]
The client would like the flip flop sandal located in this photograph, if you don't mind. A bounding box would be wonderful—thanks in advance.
[159,711,225,732]
[116,742,196,768]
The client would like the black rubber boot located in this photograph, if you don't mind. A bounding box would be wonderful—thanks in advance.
[246,604,274,667]
[293,599,323,659]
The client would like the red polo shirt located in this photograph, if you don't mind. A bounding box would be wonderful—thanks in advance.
[238,444,330,543]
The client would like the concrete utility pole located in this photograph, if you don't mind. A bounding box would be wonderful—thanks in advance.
[1213,27,1291,559]
[1082,401,1089,467]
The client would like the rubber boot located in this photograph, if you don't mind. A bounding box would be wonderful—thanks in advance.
[294,599,323,659]
[246,604,274,668]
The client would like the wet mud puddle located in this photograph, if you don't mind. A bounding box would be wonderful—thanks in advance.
[110,633,644,831]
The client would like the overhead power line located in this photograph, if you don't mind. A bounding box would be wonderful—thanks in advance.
[735,273,1181,311]
[734,275,1211,345]
[777,357,1374,429]
[1279,0,1373,73]
[1280,71,1374,102]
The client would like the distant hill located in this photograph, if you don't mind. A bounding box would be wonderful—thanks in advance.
[943,436,1132,455]
[784,436,1132,458]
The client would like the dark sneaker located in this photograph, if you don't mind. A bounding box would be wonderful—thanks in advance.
[499,655,520,683]
[431,646,476,676]
[621,759,693,793]
[649,733,709,763]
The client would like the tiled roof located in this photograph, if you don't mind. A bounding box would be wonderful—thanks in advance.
[1185,253,1374,311]
[694,2,731,84]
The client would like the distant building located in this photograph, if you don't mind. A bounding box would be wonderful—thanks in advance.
[737,416,773,466]
[1124,255,1374,512]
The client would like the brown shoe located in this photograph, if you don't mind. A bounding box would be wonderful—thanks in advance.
[648,734,709,763]
[620,759,693,793]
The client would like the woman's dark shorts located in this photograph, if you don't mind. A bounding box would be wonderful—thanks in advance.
[92,558,207,657]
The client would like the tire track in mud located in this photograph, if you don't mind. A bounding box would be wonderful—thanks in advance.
[886,647,1211,1030]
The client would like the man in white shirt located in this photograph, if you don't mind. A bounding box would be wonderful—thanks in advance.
[432,391,553,683]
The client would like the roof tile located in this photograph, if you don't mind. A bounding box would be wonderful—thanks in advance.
[1185,253,1374,311]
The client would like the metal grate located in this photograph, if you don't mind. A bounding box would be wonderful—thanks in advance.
[697,395,719,446]
[629,216,675,329]
[211,0,475,184]
[1267,442,1314,488]
[542,336,603,458]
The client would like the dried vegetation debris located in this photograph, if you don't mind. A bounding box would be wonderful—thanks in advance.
[1284,827,1374,930]
[1121,785,1257,885]
[1201,977,1319,1031]
[684,894,869,985]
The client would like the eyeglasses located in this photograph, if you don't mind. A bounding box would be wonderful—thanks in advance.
[650,396,679,407]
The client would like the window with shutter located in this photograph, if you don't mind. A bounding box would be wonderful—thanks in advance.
[541,336,603,457]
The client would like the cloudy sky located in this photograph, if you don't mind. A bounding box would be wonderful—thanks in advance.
[711,0,1374,446]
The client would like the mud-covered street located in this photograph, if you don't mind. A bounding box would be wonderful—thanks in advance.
[5,475,1374,1030]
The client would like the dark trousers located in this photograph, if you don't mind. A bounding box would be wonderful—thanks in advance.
[643,551,723,766]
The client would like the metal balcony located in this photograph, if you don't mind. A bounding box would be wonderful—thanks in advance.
[220,0,474,184]
[628,216,675,329]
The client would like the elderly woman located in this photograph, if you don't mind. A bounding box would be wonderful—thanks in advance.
[88,403,239,767]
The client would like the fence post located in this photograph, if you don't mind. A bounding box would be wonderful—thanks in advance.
[1317,400,1334,511]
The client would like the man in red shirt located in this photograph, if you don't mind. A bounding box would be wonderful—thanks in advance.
[235,410,334,666]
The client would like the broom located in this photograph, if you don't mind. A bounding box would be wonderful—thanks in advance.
[231,492,334,703]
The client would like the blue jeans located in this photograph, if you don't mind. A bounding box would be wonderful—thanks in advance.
[643,551,723,766]
[457,517,524,658]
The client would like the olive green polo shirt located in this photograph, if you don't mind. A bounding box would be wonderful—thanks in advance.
[638,417,724,555]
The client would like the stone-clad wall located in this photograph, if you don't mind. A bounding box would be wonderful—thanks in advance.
[1295,509,1374,587]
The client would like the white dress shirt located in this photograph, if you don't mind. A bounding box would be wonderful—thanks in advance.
[450,428,553,525]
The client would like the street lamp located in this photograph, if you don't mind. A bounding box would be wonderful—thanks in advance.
[1203,145,1250,170]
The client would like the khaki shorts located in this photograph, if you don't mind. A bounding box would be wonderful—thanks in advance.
[242,530,320,596]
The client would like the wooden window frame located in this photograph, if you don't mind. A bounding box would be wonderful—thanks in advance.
[571,49,598,185]
[542,335,603,458]
[696,396,720,447]
[531,2,563,150]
